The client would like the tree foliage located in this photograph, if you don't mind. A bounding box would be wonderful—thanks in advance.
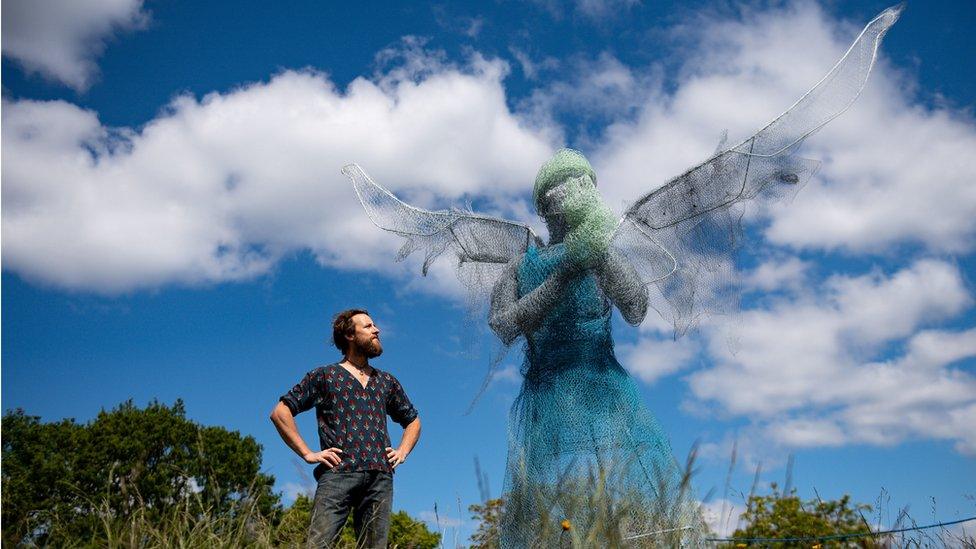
[274,493,316,546]
[2,400,277,546]
[728,483,875,548]
[469,498,504,549]
[389,510,441,548]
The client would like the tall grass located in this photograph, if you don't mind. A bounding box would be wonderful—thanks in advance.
[17,455,974,548]
[498,445,705,548]
[23,472,387,548]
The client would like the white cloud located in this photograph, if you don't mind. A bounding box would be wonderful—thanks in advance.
[700,498,744,538]
[518,52,654,148]
[687,260,976,454]
[1,0,149,91]
[530,0,640,21]
[590,2,976,254]
[618,335,698,385]
[2,46,556,293]
[574,0,641,20]
[743,257,811,293]
[509,48,559,82]
[432,8,484,39]
[490,363,522,385]
[280,481,313,504]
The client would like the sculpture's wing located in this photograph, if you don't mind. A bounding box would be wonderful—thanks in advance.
[342,163,542,311]
[612,5,902,336]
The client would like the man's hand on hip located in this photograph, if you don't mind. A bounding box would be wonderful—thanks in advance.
[304,447,343,467]
[385,447,408,468]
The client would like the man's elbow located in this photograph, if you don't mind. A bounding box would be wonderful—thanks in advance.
[270,401,291,424]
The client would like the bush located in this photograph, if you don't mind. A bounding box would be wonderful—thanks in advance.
[726,482,875,548]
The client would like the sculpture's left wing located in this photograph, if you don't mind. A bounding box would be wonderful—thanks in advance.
[611,4,902,336]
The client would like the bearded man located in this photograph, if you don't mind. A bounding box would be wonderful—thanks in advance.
[270,308,421,548]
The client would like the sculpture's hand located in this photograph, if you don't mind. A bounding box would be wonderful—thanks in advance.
[562,175,615,271]
[565,232,609,272]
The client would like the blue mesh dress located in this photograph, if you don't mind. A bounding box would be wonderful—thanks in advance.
[500,243,702,548]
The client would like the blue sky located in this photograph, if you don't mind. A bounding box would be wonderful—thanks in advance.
[3,0,975,541]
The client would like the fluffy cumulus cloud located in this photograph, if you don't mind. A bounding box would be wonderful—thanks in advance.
[2,47,555,293]
[1,0,149,91]
[618,335,698,385]
[590,3,976,254]
[700,498,744,538]
[688,259,976,454]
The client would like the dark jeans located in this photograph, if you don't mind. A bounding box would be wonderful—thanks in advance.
[308,470,393,549]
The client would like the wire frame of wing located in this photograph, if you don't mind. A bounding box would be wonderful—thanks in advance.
[736,3,902,157]
[343,163,540,276]
[620,150,819,335]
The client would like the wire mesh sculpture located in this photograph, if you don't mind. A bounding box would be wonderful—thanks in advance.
[343,6,900,546]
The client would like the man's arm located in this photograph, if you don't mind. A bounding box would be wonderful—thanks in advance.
[385,417,421,469]
[269,401,343,468]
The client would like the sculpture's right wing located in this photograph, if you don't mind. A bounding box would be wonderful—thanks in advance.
[342,164,542,310]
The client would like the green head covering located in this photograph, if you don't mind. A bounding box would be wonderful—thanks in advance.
[533,149,597,209]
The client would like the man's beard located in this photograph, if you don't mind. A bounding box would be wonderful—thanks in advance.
[356,337,383,359]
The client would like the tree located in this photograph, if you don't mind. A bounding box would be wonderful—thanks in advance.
[469,498,504,549]
[389,509,441,548]
[2,400,278,546]
[728,483,875,548]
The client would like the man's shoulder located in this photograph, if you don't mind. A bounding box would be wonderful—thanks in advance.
[372,367,406,388]
[305,363,343,379]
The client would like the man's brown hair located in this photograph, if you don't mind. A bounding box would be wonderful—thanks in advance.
[333,308,369,354]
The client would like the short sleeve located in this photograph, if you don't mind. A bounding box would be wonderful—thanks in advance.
[385,375,418,428]
[279,369,324,416]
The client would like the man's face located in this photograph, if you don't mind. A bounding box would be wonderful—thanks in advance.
[347,313,383,358]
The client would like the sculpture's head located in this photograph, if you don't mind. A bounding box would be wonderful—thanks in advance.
[533,148,598,219]
[532,149,616,248]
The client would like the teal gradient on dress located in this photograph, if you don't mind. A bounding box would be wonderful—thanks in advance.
[501,243,699,546]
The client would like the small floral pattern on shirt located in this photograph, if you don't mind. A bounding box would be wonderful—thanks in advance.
[280,363,418,473]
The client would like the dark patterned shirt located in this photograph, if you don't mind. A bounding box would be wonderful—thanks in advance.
[280,363,418,475]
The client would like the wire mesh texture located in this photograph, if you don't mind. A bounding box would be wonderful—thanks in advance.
[343,5,901,547]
